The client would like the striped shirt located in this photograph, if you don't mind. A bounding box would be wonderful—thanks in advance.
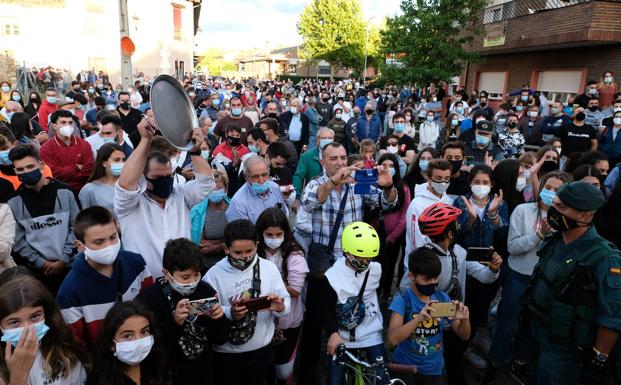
[301,175,397,258]
[226,181,289,223]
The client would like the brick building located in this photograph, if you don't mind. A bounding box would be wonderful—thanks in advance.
[461,0,621,108]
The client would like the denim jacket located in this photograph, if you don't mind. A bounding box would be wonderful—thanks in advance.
[453,193,509,248]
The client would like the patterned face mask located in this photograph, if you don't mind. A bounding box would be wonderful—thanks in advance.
[228,254,256,271]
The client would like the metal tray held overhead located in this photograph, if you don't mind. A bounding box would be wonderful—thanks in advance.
[149,74,198,151]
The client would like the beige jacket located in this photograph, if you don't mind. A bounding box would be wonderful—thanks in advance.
[0,204,16,273]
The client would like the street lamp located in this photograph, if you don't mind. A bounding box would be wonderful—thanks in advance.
[363,16,376,86]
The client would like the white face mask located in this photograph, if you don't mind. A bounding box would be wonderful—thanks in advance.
[613,118,621,126]
[515,177,527,192]
[471,184,491,199]
[84,239,121,265]
[59,125,74,137]
[264,236,284,250]
[528,111,538,118]
[431,180,450,195]
[387,145,399,154]
[114,335,154,366]
[169,274,200,296]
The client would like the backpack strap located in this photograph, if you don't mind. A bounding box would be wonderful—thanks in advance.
[349,269,371,342]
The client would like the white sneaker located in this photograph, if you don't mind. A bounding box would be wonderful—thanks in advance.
[464,348,489,369]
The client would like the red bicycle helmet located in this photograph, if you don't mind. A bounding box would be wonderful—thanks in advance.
[418,203,462,237]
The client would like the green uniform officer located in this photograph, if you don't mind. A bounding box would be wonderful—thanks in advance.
[523,181,621,385]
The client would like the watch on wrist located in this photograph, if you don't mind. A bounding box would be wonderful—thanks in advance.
[593,347,609,363]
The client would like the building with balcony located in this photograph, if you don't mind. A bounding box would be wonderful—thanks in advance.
[461,0,621,106]
[0,0,200,85]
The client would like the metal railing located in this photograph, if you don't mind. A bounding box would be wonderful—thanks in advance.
[482,0,594,24]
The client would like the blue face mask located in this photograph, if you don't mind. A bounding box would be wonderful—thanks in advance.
[475,134,490,147]
[110,163,124,177]
[231,107,242,116]
[46,96,57,104]
[5,112,14,123]
[319,138,332,149]
[419,159,429,172]
[209,188,227,203]
[393,123,405,133]
[521,95,528,102]
[251,180,270,195]
[212,98,221,107]
[516,105,524,112]
[0,150,11,166]
[201,150,210,160]
[1,321,50,347]
[539,188,556,207]
[451,119,458,126]
[388,167,396,177]
[146,175,174,199]
[248,145,260,154]
[11,94,21,102]
[101,136,115,144]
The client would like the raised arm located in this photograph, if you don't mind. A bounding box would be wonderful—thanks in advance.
[117,117,154,191]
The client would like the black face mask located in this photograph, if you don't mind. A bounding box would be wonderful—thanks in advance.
[507,121,517,129]
[322,97,329,102]
[547,206,585,232]
[267,112,278,119]
[365,109,373,115]
[588,106,599,112]
[18,168,42,186]
[415,282,437,296]
[227,136,241,147]
[146,175,174,199]
[575,112,586,121]
[119,102,130,110]
[480,102,487,107]
[450,160,462,174]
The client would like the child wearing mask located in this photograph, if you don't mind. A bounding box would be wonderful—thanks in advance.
[204,219,290,385]
[256,208,309,385]
[0,276,88,385]
[387,247,471,385]
[137,238,229,385]
[56,206,153,352]
[321,222,386,385]
[87,301,167,385]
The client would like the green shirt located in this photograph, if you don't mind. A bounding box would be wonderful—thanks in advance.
[292,148,322,198]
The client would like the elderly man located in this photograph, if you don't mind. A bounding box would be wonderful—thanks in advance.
[355,102,382,142]
[226,154,288,223]
[198,115,218,150]
[280,98,309,156]
[292,127,334,211]
[115,116,215,278]
[298,141,397,385]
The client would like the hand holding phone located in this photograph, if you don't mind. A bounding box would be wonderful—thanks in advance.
[238,296,271,312]
[187,297,219,316]
[429,302,457,318]
[466,247,494,262]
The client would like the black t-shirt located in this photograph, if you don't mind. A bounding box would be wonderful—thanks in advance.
[117,107,143,136]
[0,177,15,203]
[446,171,470,197]
[379,134,415,157]
[558,122,596,156]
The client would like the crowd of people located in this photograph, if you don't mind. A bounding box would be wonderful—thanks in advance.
[0,71,620,385]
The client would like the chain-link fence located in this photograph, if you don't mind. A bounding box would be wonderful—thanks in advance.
[482,0,593,24]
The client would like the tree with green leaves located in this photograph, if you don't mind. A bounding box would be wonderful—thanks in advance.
[297,0,369,78]
[381,0,488,85]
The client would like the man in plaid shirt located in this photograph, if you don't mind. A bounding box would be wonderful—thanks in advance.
[298,141,398,385]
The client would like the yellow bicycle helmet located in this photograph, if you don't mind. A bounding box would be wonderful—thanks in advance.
[341,222,380,258]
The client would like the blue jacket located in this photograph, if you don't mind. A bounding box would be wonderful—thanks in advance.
[355,96,368,112]
[189,196,231,244]
[599,126,621,162]
[453,193,509,249]
[355,113,382,141]
[541,114,572,135]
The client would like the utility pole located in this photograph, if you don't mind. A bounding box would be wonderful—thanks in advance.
[363,17,375,86]
[119,0,133,90]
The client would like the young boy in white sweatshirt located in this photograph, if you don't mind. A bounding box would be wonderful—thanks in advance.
[204,219,290,385]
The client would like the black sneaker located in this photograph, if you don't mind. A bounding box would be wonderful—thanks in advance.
[479,367,503,385]
[509,360,531,385]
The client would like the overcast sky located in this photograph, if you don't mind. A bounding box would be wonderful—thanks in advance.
[195,0,401,52]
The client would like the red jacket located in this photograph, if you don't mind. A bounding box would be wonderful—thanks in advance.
[40,135,94,191]
[212,143,249,164]
[38,100,58,131]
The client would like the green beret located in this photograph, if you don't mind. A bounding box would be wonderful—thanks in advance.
[556,181,605,212]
